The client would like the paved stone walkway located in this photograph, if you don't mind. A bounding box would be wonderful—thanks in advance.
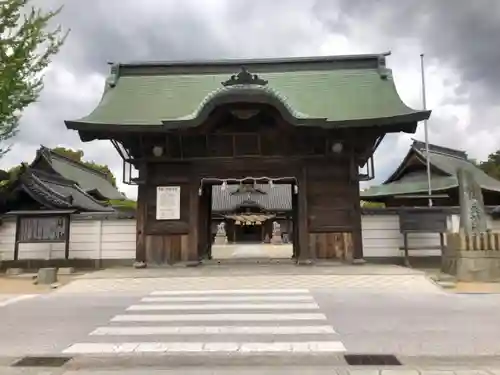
[56,272,442,294]
[76,263,425,279]
[211,244,293,259]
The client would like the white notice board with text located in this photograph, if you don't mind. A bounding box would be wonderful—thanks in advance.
[156,186,181,220]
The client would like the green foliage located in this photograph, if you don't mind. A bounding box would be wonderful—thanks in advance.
[0,0,68,157]
[478,150,500,181]
[52,147,117,187]
[51,147,82,161]
[361,200,386,208]
[109,198,137,210]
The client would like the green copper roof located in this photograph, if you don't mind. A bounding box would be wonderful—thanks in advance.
[66,53,430,130]
[362,140,500,199]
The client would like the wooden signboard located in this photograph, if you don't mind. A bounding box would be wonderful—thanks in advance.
[18,216,68,242]
[399,210,447,233]
[156,186,181,220]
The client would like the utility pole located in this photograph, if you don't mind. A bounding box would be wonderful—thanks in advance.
[420,53,433,207]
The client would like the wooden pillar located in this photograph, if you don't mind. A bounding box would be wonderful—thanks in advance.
[136,183,147,263]
[297,164,311,262]
[291,184,298,258]
[205,185,213,259]
[197,184,209,260]
[350,154,364,261]
[64,214,71,260]
[186,176,199,262]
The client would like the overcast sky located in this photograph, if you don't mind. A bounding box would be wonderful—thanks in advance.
[3,0,499,199]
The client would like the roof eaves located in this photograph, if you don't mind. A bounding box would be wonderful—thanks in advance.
[19,169,74,209]
[383,148,416,184]
[114,52,392,69]
[361,177,459,198]
[71,184,115,212]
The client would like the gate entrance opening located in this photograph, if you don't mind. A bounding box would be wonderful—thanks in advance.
[199,178,297,261]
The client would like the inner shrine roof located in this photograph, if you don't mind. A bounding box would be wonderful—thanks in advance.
[65,53,430,132]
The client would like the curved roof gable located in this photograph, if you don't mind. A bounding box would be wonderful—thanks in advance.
[66,53,430,132]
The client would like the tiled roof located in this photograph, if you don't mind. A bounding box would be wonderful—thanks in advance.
[212,184,292,212]
[362,140,500,198]
[34,147,124,200]
[65,53,429,130]
[19,168,114,212]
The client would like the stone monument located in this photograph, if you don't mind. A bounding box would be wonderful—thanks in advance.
[442,167,497,282]
[271,221,283,245]
[214,221,228,245]
[458,168,487,234]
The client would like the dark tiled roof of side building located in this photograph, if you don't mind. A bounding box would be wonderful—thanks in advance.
[32,146,124,200]
[361,140,500,198]
[19,167,115,212]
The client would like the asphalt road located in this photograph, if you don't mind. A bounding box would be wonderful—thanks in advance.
[1,287,500,358]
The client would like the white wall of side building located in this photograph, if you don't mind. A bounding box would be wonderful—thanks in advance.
[0,214,136,261]
[0,211,498,261]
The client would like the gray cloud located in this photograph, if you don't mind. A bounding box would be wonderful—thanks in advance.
[3,0,499,197]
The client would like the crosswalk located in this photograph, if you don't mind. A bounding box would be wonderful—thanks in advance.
[62,288,346,355]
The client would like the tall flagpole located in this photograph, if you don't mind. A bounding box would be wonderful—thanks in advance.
[420,53,433,207]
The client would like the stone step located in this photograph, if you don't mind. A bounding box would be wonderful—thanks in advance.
[202,258,296,266]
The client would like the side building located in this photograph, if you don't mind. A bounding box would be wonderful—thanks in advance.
[1,146,123,212]
[361,140,500,206]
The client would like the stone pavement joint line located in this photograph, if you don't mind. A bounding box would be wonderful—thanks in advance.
[62,288,346,355]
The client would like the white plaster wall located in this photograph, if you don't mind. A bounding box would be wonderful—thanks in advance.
[2,214,500,261]
[362,214,451,258]
[0,221,16,261]
[0,218,136,261]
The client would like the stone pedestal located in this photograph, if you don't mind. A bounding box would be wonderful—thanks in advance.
[133,261,147,269]
[37,268,57,285]
[442,232,500,282]
[214,234,228,245]
[271,234,283,245]
[442,249,500,282]
[271,221,282,245]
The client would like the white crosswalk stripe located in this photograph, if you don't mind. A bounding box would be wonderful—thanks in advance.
[62,289,346,355]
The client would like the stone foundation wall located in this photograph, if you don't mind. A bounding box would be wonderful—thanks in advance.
[442,232,500,282]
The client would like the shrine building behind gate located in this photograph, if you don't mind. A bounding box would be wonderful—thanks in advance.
[65,53,431,265]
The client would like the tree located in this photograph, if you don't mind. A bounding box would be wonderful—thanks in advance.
[1,0,68,156]
[52,147,117,187]
[478,150,500,181]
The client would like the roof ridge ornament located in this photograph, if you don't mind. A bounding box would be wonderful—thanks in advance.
[222,67,268,87]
